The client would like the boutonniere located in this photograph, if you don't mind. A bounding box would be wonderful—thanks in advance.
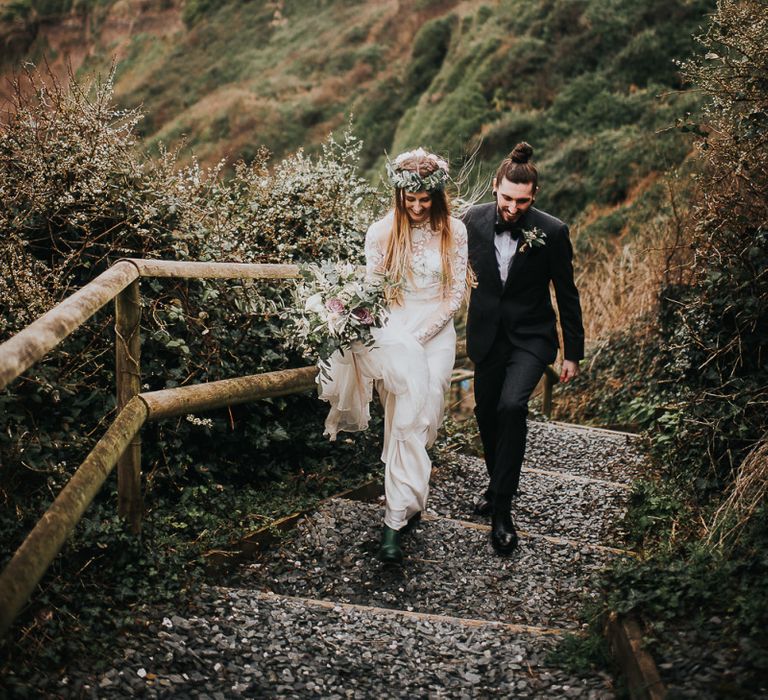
[518,226,547,254]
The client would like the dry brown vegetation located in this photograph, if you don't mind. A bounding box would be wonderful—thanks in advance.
[708,435,768,548]
[575,182,694,343]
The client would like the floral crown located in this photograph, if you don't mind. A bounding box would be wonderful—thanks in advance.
[386,147,449,193]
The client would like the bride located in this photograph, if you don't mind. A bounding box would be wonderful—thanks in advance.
[318,147,468,564]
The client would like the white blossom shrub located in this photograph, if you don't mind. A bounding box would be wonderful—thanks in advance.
[0,65,383,529]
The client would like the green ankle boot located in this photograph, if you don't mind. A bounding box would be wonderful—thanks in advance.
[377,525,403,564]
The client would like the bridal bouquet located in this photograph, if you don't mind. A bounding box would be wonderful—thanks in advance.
[282,260,388,363]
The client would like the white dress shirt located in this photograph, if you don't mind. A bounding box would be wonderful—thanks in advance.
[494,230,519,285]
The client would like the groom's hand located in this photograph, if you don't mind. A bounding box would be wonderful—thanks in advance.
[560,359,580,383]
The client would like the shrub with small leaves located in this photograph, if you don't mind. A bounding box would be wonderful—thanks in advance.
[661,0,768,494]
[1,66,383,503]
[0,64,385,674]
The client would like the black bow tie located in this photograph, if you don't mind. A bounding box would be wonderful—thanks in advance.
[495,221,521,240]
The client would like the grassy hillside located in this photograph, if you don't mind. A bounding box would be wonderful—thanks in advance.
[1,0,713,254]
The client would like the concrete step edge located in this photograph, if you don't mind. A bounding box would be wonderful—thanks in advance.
[522,466,633,490]
[542,420,641,439]
[216,588,572,637]
[417,512,635,557]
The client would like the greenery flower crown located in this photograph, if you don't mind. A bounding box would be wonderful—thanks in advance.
[386,148,449,193]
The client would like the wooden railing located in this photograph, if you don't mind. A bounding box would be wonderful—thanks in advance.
[0,258,557,638]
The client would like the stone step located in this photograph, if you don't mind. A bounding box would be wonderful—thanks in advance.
[429,453,632,547]
[522,421,644,484]
[234,498,627,631]
[13,421,640,699]
[418,513,632,558]
[76,586,615,699]
[250,589,566,635]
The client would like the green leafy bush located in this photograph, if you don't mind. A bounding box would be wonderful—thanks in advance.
[659,0,768,492]
[0,66,380,488]
[0,66,384,673]
[479,110,545,161]
[482,36,550,109]
[554,1,768,687]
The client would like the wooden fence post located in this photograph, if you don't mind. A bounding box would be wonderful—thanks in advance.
[542,372,553,418]
[115,279,142,533]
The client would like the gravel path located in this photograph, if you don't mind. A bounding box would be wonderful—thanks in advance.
[10,420,761,697]
[8,420,645,698]
[42,588,614,699]
[235,498,622,630]
[522,422,645,484]
[429,453,632,547]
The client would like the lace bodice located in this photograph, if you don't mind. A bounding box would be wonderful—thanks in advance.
[364,213,468,344]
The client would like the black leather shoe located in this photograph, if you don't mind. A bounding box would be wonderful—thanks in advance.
[378,526,403,564]
[490,512,518,556]
[473,496,493,517]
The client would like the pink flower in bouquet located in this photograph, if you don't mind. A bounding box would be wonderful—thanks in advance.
[351,307,374,325]
[325,298,345,314]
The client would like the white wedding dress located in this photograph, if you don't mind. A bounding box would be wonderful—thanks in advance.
[318,212,468,530]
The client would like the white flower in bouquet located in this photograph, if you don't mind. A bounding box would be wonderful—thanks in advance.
[281,260,389,362]
[305,292,325,315]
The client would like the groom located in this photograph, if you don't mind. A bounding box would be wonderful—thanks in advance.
[463,142,584,556]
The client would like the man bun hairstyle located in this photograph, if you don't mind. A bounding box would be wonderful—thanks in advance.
[495,141,538,191]
[509,142,534,164]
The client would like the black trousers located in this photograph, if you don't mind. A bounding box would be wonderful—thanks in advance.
[473,330,546,510]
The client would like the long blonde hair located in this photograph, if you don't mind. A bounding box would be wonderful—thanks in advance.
[382,154,454,306]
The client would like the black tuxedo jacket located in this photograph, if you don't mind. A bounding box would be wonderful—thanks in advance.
[464,202,584,366]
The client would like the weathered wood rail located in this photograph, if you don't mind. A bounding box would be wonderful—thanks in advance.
[0,258,558,639]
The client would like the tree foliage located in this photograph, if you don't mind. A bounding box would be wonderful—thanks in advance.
[0,65,380,489]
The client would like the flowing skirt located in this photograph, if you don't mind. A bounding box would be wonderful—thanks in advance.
[318,297,456,530]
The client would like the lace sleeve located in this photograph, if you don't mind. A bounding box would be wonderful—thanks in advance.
[415,219,468,344]
[364,220,386,279]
